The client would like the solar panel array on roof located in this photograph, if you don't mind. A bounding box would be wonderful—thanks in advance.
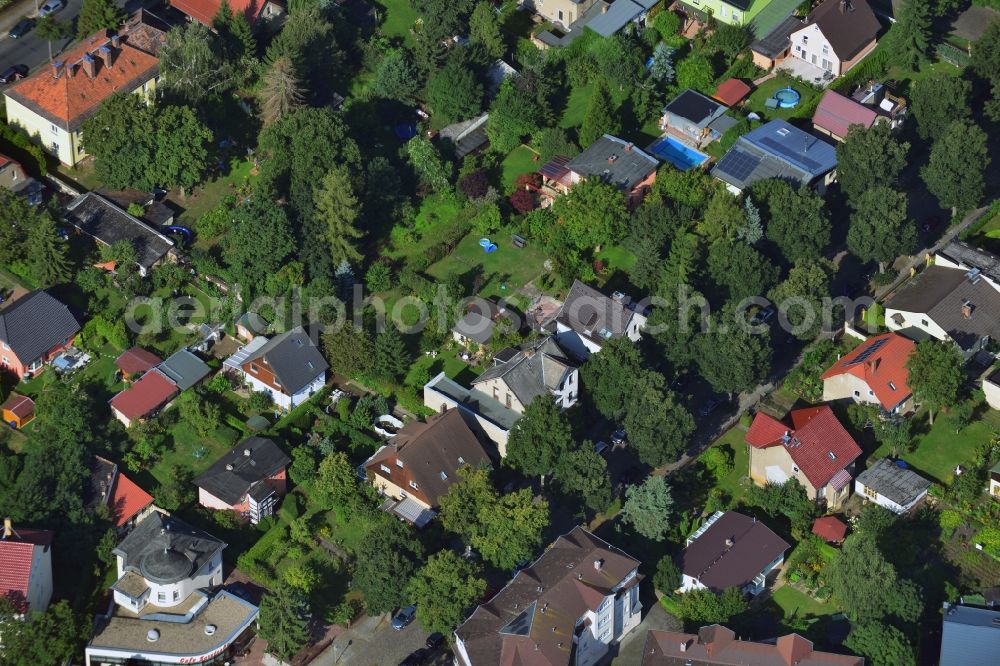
[715,149,761,183]
[848,338,888,365]
[758,136,825,173]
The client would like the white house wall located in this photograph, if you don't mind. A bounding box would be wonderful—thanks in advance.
[789,23,840,74]
[290,373,325,409]
[115,552,223,611]
[884,308,950,343]
[198,487,234,511]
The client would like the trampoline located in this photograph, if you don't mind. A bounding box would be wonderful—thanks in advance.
[773,87,801,109]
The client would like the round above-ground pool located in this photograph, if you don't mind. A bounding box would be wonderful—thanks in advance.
[773,87,801,109]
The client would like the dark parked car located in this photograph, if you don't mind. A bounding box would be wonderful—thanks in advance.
[392,604,417,630]
[0,65,28,84]
[426,632,445,650]
[399,648,428,666]
[8,18,34,39]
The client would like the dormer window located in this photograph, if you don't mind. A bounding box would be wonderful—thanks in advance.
[395,459,404,468]
[458,456,465,464]
[380,464,391,474]
[802,35,809,44]
[249,363,258,373]
[409,480,418,490]
[888,382,897,391]
[440,471,448,481]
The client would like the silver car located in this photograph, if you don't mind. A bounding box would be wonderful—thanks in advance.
[38,0,65,17]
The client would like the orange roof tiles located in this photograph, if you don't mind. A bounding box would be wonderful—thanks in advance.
[4,30,159,131]
[812,515,848,542]
[821,332,915,410]
[111,473,154,527]
[170,0,267,26]
[713,78,752,106]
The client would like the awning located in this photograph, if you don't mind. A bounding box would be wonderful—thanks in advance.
[829,468,853,491]
[391,497,436,528]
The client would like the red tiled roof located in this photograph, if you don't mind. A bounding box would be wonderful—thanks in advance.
[1,393,34,419]
[4,30,159,131]
[115,347,163,376]
[713,78,752,106]
[745,405,862,489]
[169,0,267,26]
[111,473,154,527]
[812,515,848,542]
[0,154,11,169]
[0,529,52,612]
[110,369,178,421]
[821,332,914,410]
[812,89,878,138]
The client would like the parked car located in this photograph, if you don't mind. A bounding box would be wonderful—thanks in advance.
[392,604,417,630]
[426,632,445,650]
[8,18,34,39]
[750,305,776,327]
[0,65,28,84]
[594,440,610,457]
[399,648,428,666]
[611,428,627,447]
[37,0,65,17]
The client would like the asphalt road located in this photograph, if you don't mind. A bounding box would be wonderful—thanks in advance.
[0,0,83,79]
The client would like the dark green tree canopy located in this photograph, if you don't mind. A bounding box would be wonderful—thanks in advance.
[752,179,830,264]
[921,120,989,213]
[836,123,909,204]
[506,397,573,482]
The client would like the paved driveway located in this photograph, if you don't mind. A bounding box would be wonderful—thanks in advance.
[311,612,437,666]
[611,599,682,665]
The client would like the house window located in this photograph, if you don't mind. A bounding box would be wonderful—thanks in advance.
[888,382,897,391]
[505,393,512,408]
[802,36,808,44]
[380,464,391,474]
[822,45,829,55]
[1,357,7,365]
[720,6,727,17]
[868,390,874,396]
[172,590,179,601]
[492,386,499,400]
[50,124,58,134]
[409,480,419,490]
[811,54,818,65]
[558,9,563,21]
[864,485,877,499]
[158,592,165,602]
[249,363,258,373]
[853,390,860,397]
[921,319,928,326]
[395,459,404,468]
[822,59,832,71]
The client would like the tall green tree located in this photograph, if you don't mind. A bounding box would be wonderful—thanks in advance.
[223,197,294,298]
[753,179,830,264]
[580,337,643,422]
[707,241,780,302]
[847,186,914,272]
[353,520,425,613]
[621,475,674,541]
[921,120,989,215]
[406,136,452,192]
[25,213,71,287]
[76,0,124,38]
[406,551,487,636]
[578,78,621,147]
[768,259,835,340]
[314,451,363,510]
[675,52,715,93]
[426,58,483,126]
[486,80,543,153]
[552,179,628,250]
[35,16,71,63]
[265,7,340,97]
[469,1,505,60]
[910,74,971,140]
[259,57,305,126]
[906,340,964,425]
[258,587,311,661]
[677,588,748,624]
[623,371,694,466]
[372,327,410,382]
[650,43,676,84]
[158,22,232,104]
[836,123,909,204]
[555,446,612,513]
[369,48,421,101]
[894,0,933,70]
[696,310,772,396]
[151,105,212,197]
[506,398,573,485]
[314,166,364,265]
[321,326,373,377]
[844,622,916,666]
[0,599,83,664]
[213,0,257,61]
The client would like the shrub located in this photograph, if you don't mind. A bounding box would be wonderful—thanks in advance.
[247,390,273,411]
[510,189,537,214]
[365,262,393,293]
[459,170,490,199]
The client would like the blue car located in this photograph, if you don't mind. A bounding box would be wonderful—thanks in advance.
[392,604,416,630]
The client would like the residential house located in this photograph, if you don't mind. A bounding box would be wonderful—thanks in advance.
[855,458,931,514]
[940,602,1000,666]
[642,625,863,665]
[3,13,169,167]
[454,526,642,666]
[586,0,658,38]
[526,0,600,30]
[364,409,492,527]
[0,153,42,205]
[115,347,163,381]
[0,519,53,614]
[746,405,862,509]
[540,134,658,208]
[750,15,804,70]
[821,332,915,414]
[679,511,789,596]
[452,299,508,347]
[234,312,269,342]
[439,114,490,160]
[423,372,519,456]
[194,437,291,524]
[1,393,34,429]
[712,78,752,107]
[109,369,179,427]
[157,349,211,391]
[471,336,579,412]
[86,457,156,533]
[712,119,838,195]
[811,515,848,544]
[100,189,176,228]
[788,0,881,78]
[169,0,285,27]
[86,514,257,666]
[885,263,1000,356]
[233,327,327,410]
[850,80,907,129]
[812,89,880,142]
[678,0,775,28]
[552,280,646,360]
[659,89,733,148]
[0,290,81,380]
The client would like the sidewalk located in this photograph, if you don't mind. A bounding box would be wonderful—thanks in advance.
[0,0,39,33]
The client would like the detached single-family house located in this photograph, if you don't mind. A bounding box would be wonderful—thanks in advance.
[194,437,291,524]
[712,119,838,194]
[0,290,81,380]
[940,603,1000,666]
[642,625,863,666]
[540,134,658,208]
[885,264,1000,356]
[471,336,579,412]
[169,0,285,27]
[86,514,258,666]
[855,458,931,514]
[788,0,881,78]
[553,280,646,360]
[364,409,491,527]
[812,89,879,142]
[109,369,179,428]
[678,0,775,28]
[526,0,597,30]
[750,15,806,70]
[849,80,907,129]
[454,526,642,666]
[87,457,157,533]
[821,332,915,414]
[659,89,732,148]
[746,405,862,510]
[3,13,168,167]
[1,393,35,429]
[452,299,510,347]
[680,511,789,596]
[115,347,163,381]
[423,373,519,456]
[157,349,211,391]
[0,153,42,205]
[236,327,328,410]
[0,520,53,614]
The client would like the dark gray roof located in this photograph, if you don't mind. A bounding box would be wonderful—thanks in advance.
[439,114,489,159]
[113,513,225,585]
[158,349,211,391]
[0,290,81,364]
[472,337,577,407]
[194,437,290,506]
[235,312,270,336]
[453,311,495,345]
[856,458,931,507]
[64,192,174,272]
[662,89,728,127]
[681,511,790,592]
[938,241,1000,285]
[98,189,176,227]
[805,0,881,61]
[87,456,118,512]
[556,280,642,343]
[712,120,837,191]
[566,135,659,191]
[886,265,1000,350]
[940,603,1000,666]
[244,326,328,395]
[587,0,648,37]
[751,15,805,58]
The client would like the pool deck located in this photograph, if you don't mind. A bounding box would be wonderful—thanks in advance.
[647,135,711,172]
[776,58,833,88]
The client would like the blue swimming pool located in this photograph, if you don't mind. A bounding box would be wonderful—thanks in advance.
[648,136,710,171]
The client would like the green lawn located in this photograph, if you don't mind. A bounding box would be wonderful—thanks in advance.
[746,76,822,121]
[177,158,257,232]
[405,351,481,388]
[501,145,540,190]
[377,0,419,46]
[560,81,595,130]
[425,230,549,299]
[594,245,637,274]
[149,420,240,486]
[968,214,1000,254]
[699,425,750,501]
[387,194,465,262]
[771,585,836,618]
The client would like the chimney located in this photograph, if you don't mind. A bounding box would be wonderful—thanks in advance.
[679,641,688,653]
[82,54,97,79]
[725,537,735,548]
[244,448,252,456]
[625,142,634,152]
[98,44,115,69]
[594,558,604,571]
[52,60,65,79]
[111,34,121,49]
[2,518,13,539]
[608,154,618,164]
[962,300,974,319]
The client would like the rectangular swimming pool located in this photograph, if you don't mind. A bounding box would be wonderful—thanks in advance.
[648,136,710,171]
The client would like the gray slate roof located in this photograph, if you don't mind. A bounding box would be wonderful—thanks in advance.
[244,326,328,395]
[194,437,290,506]
[566,135,659,191]
[940,603,1000,666]
[113,512,225,585]
[586,0,648,37]
[453,311,495,345]
[472,337,577,407]
[0,290,81,364]
[158,349,211,391]
[855,458,931,507]
[556,280,641,343]
[886,265,1000,351]
[64,192,174,272]
[938,241,1000,286]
